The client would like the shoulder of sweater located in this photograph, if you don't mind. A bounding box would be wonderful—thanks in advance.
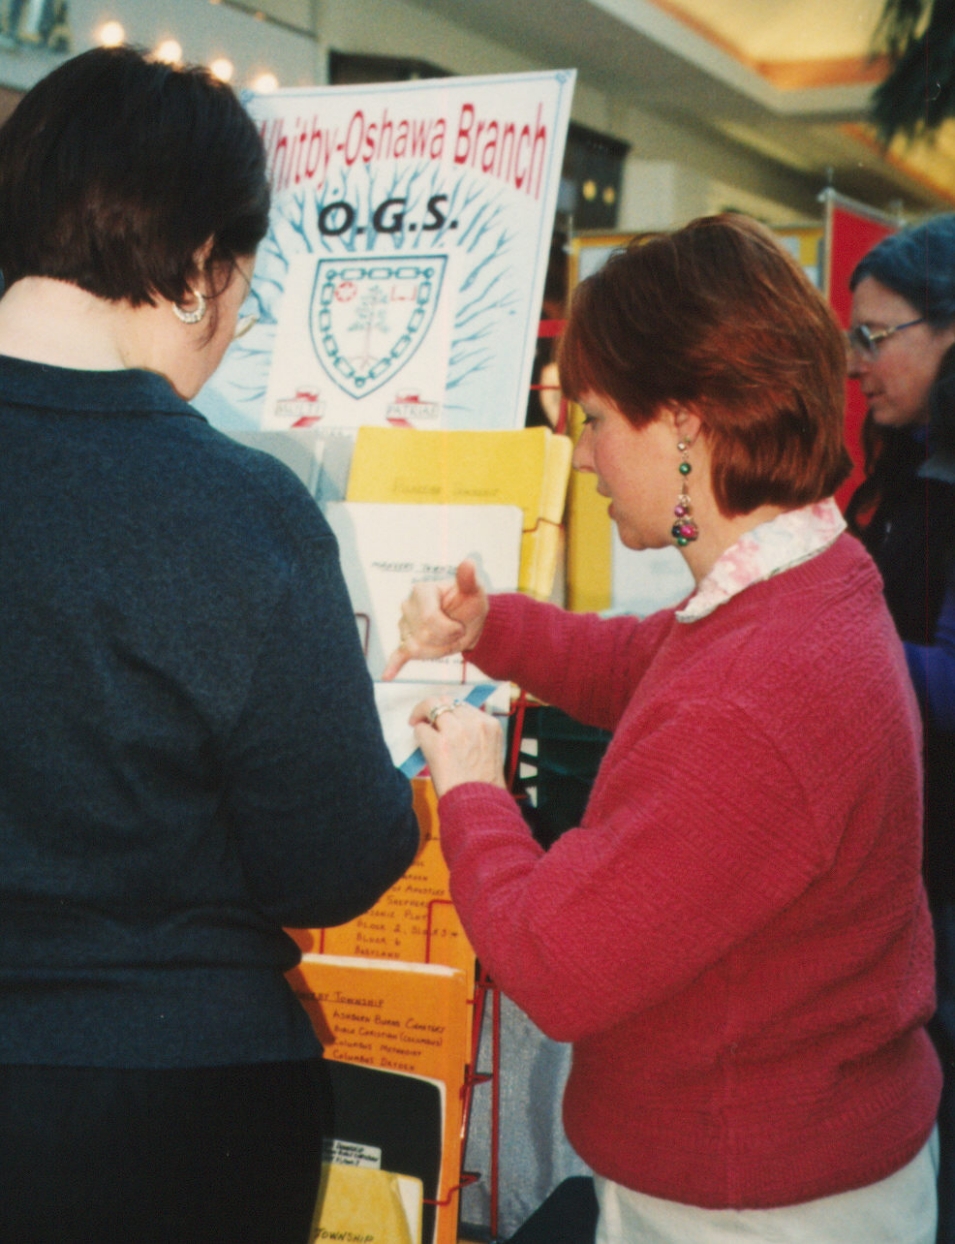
[666,538,896,704]
[731,550,912,737]
[173,421,337,552]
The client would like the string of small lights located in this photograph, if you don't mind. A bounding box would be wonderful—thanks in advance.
[94,11,286,92]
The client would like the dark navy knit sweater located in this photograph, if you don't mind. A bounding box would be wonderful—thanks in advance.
[0,354,418,1068]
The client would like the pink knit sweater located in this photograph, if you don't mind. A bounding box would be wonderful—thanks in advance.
[439,534,940,1209]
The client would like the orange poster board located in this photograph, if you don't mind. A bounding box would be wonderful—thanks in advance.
[287,778,476,982]
[288,954,471,1244]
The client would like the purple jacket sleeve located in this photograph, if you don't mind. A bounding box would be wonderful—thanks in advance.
[905,575,955,732]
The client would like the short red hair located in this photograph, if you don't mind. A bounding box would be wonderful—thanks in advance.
[558,214,851,516]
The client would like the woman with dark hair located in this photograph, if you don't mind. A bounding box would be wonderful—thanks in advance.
[0,46,418,1244]
[846,215,955,1244]
[387,214,941,1242]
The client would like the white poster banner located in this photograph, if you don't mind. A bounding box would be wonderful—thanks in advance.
[196,69,575,447]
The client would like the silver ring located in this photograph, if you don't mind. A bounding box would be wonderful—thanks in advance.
[428,703,455,725]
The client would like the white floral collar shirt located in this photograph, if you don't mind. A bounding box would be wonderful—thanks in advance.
[676,497,847,623]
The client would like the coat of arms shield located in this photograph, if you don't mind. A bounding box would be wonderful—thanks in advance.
[309,255,449,402]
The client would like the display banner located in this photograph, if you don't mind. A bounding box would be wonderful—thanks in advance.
[821,190,899,508]
[197,69,575,485]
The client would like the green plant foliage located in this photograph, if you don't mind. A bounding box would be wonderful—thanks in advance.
[870,0,955,144]
[874,0,929,58]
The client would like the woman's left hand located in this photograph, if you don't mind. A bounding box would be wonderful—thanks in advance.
[410,697,507,798]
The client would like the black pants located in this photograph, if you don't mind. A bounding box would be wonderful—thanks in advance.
[0,1058,331,1244]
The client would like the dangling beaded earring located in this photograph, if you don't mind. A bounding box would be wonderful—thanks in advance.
[172,288,207,325]
[672,438,699,547]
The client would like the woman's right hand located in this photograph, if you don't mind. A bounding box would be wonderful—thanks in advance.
[382,559,490,680]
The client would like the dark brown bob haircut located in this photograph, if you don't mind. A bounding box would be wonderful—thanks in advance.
[559,213,851,516]
[0,45,270,307]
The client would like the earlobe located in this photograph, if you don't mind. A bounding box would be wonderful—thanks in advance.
[190,237,216,296]
[193,236,215,270]
[669,404,702,443]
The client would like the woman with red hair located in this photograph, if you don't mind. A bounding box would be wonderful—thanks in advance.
[387,214,941,1242]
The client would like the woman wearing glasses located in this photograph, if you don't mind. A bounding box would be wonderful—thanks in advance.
[389,214,941,1243]
[846,215,955,1244]
[0,47,419,1244]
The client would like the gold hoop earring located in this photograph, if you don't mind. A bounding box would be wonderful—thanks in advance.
[172,288,207,325]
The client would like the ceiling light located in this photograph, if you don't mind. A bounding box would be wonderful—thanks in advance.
[97,20,125,47]
[154,39,183,65]
[209,58,235,83]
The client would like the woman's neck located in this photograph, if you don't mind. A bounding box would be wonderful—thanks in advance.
[0,277,134,370]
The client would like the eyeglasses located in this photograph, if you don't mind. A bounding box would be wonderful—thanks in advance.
[233,313,259,340]
[845,317,925,358]
[232,263,258,340]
